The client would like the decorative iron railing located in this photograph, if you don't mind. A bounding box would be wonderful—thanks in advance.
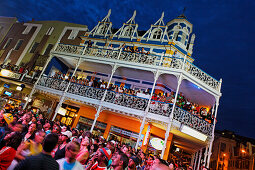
[54,43,84,55]
[38,76,213,136]
[173,107,213,136]
[37,76,68,91]
[53,43,220,91]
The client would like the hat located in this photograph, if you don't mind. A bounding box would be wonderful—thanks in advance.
[3,113,13,125]
[61,131,72,138]
[130,156,139,165]
[100,147,112,161]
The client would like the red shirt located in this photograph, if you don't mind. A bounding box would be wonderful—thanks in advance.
[91,162,107,170]
[0,146,16,170]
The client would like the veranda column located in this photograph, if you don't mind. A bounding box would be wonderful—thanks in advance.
[197,149,203,170]
[23,55,53,109]
[135,70,160,150]
[52,57,82,121]
[207,97,220,168]
[90,64,118,132]
[194,151,198,170]
[161,56,186,159]
[203,146,209,168]
[135,53,164,150]
[191,153,195,167]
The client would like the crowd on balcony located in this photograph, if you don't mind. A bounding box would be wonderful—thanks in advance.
[0,63,41,81]
[87,40,151,55]
[50,72,215,124]
[0,105,197,170]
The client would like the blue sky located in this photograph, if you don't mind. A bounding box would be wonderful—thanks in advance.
[1,0,255,138]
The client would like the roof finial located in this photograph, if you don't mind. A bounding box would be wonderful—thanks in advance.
[102,9,111,22]
[154,12,165,26]
[182,7,186,15]
[126,10,136,24]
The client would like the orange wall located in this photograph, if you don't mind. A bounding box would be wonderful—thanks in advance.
[75,105,172,139]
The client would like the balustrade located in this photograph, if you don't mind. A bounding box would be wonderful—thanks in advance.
[37,76,213,136]
[53,43,220,91]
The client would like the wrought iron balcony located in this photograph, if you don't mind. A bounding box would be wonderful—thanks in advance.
[37,76,213,136]
[53,44,220,91]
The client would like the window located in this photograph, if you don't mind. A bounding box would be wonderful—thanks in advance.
[14,39,24,50]
[173,32,178,40]
[22,25,32,34]
[46,27,54,35]
[68,30,78,40]
[3,38,12,49]
[43,44,54,55]
[97,25,107,34]
[151,29,162,39]
[30,42,39,53]
[123,26,133,36]
[181,33,187,44]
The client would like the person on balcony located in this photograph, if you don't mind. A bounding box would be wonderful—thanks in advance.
[87,40,93,48]
[107,44,113,50]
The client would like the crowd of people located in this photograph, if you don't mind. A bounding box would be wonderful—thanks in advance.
[0,105,197,170]
[0,63,40,81]
[51,71,215,124]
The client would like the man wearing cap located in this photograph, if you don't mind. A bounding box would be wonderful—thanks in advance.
[111,150,129,170]
[128,156,139,170]
[54,131,72,160]
[86,147,112,170]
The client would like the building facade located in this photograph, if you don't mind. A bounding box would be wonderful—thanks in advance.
[0,17,17,44]
[23,10,222,168]
[210,130,255,170]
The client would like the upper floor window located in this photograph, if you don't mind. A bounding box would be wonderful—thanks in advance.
[97,25,108,34]
[181,32,187,44]
[68,30,79,40]
[30,42,39,53]
[123,26,133,36]
[14,39,24,50]
[46,27,54,35]
[22,25,32,34]
[43,44,54,55]
[151,28,162,39]
[3,38,12,49]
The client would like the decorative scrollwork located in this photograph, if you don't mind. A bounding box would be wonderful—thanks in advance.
[173,107,213,136]
[111,93,148,111]
[55,44,84,55]
[185,61,220,90]
[67,83,105,100]
[38,76,68,91]
[148,101,172,117]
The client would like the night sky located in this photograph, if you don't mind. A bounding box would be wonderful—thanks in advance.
[1,0,255,138]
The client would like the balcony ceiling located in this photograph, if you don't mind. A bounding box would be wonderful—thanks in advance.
[59,57,216,107]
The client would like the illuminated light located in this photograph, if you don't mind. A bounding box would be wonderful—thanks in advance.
[24,97,28,101]
[1,69,11,77]
[16,86,22,91]
[223,153,226,157]
[180,125,208,141]
[58,107,67,116]
[65,75,68,79]
[150,137,164,150]
[176,148,180,152]
[241,149,246,153]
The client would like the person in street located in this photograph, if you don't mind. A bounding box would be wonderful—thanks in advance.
[57,141,83,170]
[14,133,59,170]
[111,150,129,170]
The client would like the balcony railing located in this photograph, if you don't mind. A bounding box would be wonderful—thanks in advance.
[37,76,213,136]
[54,44,220,91]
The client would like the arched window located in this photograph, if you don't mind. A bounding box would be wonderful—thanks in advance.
[123,26,133,36]
[97,25,108,34]
[151,28,162,39]
[181,32,187,44]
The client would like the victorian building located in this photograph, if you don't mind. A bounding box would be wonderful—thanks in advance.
[22,10,222,168]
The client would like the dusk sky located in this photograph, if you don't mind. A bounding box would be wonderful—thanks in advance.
[1,0,254,138]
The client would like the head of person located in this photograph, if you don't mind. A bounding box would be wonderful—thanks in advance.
[121,145,128,154]
[128,156,139,169]
[60,131,72,143]
[10,121,23,132]
[28,123,37,133]
[81,136,90,147]
[4,132,23,150]
[95,147,112,166]
[111,150,129,170]
[150,163,170,170]
[65,141,80,162]
[43,122,51,131]
[34,130,46,144]
[61,126,67,132]
[52,124,61,134]
[42,133,59,153]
